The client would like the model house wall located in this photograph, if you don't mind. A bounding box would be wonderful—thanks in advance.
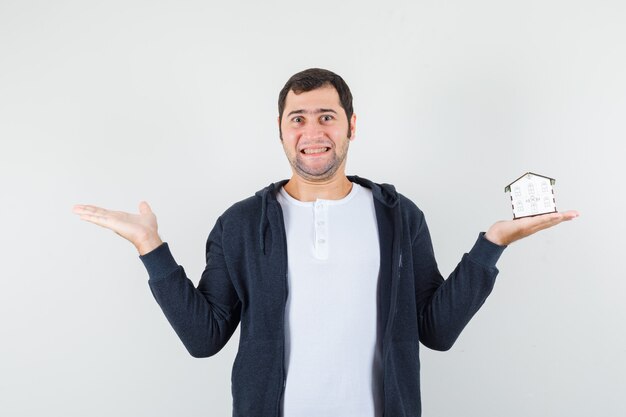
[505,173,557,219]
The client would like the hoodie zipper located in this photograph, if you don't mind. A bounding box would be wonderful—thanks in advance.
[380,202,403,414]
[275,201,289,417]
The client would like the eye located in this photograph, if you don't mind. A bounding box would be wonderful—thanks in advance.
[292,116,303,123]
[321,115,334,122]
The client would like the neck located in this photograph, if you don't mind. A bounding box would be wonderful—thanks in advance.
[283,174,353,202]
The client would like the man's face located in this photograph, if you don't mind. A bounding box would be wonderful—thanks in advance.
[279,85,356,182]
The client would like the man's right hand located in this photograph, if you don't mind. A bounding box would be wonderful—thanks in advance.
[72,201,163,255]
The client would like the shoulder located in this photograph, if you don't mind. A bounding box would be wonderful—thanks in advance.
[205,193,264,252]
[215,179,285,227]
[218,194,262,226]
[226,194,260,214]
[351,175,422,213]
[218,180,284,219]
[350,174,427,226]
[396,192,423,216]
[395,191,428,237]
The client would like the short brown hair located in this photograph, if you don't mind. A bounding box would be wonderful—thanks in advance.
[278,68,354,138]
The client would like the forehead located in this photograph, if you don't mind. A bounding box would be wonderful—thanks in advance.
[283,85,342,111]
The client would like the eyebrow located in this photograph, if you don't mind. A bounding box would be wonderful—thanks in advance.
[287,108,338,117]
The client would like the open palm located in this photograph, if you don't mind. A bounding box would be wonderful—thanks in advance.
[72,201,163,255]
[485,210,580,246]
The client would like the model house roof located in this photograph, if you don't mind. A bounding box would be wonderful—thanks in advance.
[504,172,556,193]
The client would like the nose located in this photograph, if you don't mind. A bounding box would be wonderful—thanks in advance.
[301,121,324,140]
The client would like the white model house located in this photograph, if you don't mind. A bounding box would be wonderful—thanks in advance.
[505,172,557,219]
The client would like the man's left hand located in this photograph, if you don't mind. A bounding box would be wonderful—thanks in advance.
[485,210,580,246]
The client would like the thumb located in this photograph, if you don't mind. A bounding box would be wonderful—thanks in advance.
[138,201,152,214]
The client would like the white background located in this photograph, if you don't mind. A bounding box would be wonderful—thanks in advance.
[1,0,624,416]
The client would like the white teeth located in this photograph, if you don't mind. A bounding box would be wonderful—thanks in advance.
[303,147,328,154]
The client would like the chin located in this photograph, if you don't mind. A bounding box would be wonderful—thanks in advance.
[296,166,340,181]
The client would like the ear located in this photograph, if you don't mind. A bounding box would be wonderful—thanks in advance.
[349,113,357,140]
[277,116,283,141]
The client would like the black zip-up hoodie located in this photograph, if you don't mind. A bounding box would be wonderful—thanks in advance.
[139,175,506,416]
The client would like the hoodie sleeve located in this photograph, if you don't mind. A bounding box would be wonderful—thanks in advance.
[412,213,506,351]
[139,216,241,358]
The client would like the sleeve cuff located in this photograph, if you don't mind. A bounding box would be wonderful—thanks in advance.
[138,242,179,281]
[468,232,507,267]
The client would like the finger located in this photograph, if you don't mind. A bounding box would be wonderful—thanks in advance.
[560,210,580,220]
[542,211,579,226]
[72,204,109,216]
[72,204,87,213]
[77,212,114,229]
[138,201,152,214]
[526,211,578,234]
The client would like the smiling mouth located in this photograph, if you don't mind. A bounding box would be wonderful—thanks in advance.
[301,147,330,155]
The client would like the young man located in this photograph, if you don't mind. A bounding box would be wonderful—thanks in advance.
[73,68,578,417]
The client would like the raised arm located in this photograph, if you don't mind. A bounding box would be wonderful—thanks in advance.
[415,209,579,351]
[72,202,241,357]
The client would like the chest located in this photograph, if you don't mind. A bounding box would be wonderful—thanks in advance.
[280,192,380,308]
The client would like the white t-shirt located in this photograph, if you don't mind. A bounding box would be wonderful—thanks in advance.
[277,183,383,417]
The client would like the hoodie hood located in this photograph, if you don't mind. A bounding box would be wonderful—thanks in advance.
[253,175,399,207]
[254,175,399,254]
